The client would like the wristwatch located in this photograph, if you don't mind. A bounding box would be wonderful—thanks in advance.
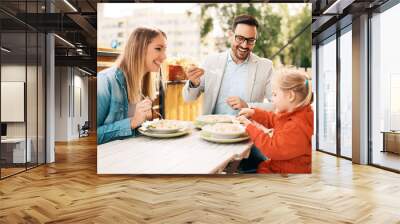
[189,80,199,88]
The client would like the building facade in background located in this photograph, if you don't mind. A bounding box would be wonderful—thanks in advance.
[98,4,208,62]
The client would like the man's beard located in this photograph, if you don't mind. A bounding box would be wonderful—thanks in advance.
[234,46,250,60]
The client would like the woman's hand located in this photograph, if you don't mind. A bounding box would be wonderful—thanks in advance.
[144,98,154,120]
[131,98,152,129]
[238,108,255,118]
[145,110,153,120]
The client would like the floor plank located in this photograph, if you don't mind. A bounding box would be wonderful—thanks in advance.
[0,135,399,223]
[373,151,400,171]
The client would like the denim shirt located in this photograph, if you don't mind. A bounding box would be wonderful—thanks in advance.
[97,67,138,144]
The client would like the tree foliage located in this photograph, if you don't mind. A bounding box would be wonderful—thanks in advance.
[200,3,311,68]
[287,6,312,68]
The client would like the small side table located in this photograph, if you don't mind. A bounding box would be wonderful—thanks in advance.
[381,131,400,154]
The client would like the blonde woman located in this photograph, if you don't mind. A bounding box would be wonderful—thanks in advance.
[97,27,167,144]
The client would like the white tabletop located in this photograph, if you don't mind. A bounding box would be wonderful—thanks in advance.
[97,123,252,174]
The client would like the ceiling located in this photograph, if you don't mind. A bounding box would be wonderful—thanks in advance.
[0,0,97,74]
[311,0,391,43]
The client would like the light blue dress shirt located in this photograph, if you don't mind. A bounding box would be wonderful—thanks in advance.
[213,51,249,115]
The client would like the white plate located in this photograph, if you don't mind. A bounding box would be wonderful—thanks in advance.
[143,120,182,134]
[195,114,235,128]
[201,123,246,139]
[139,127,190,138]
[200,131,249,144]
[147,126,180,134]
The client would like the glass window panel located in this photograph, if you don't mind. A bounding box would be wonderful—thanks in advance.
[0,0,46,179]
[312,45,317,151]
[38,32,45,165]
[371,3,400,171]
[27,31,38,169]
[1,31,27,177]
[317,36,337,154]
[340,28,352,158]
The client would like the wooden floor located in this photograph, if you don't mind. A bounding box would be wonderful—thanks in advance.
[1,135,400,223]
[1,163,45,178]
[1,167,26,178]
[373,150,400,171]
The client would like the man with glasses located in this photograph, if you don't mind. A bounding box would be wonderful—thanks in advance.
[183,14,274,115]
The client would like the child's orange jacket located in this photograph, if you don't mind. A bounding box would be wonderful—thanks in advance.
[246,105,314,174]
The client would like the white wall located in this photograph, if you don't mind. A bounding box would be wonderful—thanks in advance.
[54,67,89,141]
[55,66,69,141]
[75,71,89,139]
[70,72,89,139]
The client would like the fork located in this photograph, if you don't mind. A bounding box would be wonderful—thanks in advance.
[140,93,163,120]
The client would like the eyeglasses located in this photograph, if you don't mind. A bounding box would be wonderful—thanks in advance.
[234,35,256,45]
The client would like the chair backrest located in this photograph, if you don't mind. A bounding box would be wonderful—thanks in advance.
[82,121,90,129]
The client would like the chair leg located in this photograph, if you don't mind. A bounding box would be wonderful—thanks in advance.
[224,159,242,174]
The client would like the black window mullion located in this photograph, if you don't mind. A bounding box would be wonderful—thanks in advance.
[316,44,319,151]
[44,0,48,165]
[336,28,341,157]
[25,0,28,171]
[367,11,373,165]
[36,0,39,168]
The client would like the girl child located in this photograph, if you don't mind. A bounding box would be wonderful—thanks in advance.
[237,68,314,173]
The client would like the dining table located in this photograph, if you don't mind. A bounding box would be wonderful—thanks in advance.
[97,122,252,174]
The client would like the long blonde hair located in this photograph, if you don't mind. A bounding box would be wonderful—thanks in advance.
[115,27,166,103]
[274,68,313,108]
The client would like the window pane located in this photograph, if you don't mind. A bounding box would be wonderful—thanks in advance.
[312,46,317,151]
[318,36,337,154]
[340,28,352,158]
[38,32,46,165]
[371,4,400,171]
[27,31,38,169]
[0,1,46,179]
[1,31,27,177]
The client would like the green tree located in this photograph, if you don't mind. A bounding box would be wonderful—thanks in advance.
[199,3,311,68]
[200,3,282,59]
[287,5,312,68]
